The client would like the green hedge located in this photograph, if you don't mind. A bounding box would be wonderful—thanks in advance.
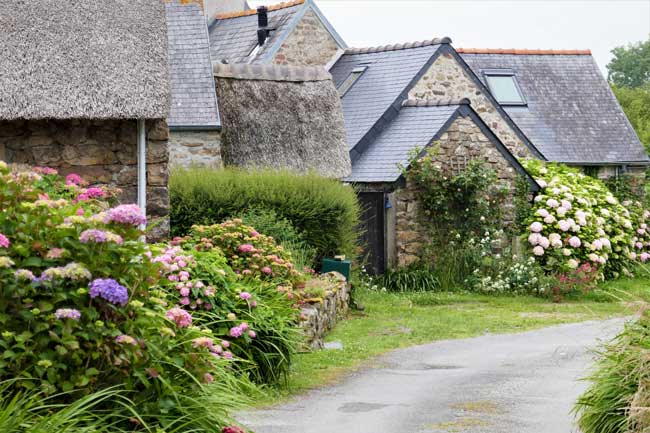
[170,167,361,263]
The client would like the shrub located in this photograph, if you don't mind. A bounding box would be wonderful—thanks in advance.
[575,310,650,433]
[170,167,361,264]
[166,220,303,384]
[238,208,317,272]
[0,164,256,431]
[523,160,636,279]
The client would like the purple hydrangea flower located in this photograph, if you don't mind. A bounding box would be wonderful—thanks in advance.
[54,308,81,320]
[104,204,147,226]
[89,278,129,306]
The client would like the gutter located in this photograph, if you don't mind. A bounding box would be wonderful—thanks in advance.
[169,124,222,132]
[137,119,147,230]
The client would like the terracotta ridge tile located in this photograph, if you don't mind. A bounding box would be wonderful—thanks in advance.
[215,0,304,20]
[456,48,592,55]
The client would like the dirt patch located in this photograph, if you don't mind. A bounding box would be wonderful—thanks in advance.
[450,400,500,414]
[428,417,491,432]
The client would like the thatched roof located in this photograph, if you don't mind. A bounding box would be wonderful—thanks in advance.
[0,0,170,120]
[214,63,351,178]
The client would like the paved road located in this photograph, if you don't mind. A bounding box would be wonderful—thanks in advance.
[238,319,626,433]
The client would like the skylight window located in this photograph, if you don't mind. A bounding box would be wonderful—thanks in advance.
[338,66,367,97]
[484,70,526,105]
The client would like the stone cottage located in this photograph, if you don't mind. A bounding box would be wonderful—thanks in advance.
[330,38,648,273]
[0,0,171,235]
[166,0,347,168]
[329,38,542,273]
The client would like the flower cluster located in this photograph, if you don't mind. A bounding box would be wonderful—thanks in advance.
[40,262,92,282]
[54,308,81,320]
[0,233,9,249]
[523,160,636,278]
[105,204,147,226]
[79,229,123,245]
[165,307,193,328]
[190,219,302,285]
[89,278,129,306]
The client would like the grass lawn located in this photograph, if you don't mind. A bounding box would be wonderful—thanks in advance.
[261,276,650,404]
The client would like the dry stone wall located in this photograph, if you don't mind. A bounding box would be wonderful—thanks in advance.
[394,116,518,267]
[300,272,350,350]
[409,53,534,160]
[272,9,340,66]
[0,119,170,236]
[169,130,222,168]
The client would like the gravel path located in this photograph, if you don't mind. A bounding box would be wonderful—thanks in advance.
[238,318,626,433]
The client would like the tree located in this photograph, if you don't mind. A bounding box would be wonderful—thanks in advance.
[607,40,650,88]
[612,85,650,153]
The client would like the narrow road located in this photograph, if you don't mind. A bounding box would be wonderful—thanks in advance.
[239,318,626,433]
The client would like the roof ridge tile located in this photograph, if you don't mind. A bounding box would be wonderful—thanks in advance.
[457,48,592,55]
[345,37,452,55]
[215,0,304,20]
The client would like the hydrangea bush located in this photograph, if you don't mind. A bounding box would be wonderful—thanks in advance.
[0,163,254,431]
[523,160,639,279]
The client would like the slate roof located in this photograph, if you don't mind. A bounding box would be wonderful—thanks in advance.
[208,1,303,64]
[346,104,458,182]
[165,1,220,128]
[460,50,648,164]
[329,41,446,151]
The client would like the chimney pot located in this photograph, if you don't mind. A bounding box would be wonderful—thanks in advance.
[257,6,269,28]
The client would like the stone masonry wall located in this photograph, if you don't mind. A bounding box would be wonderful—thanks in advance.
[300,272,350,350]
[409,53,534,160]
[0,119,170,234]
[272,9,340,66]
[169,129,222,168]
[394,115,519,267]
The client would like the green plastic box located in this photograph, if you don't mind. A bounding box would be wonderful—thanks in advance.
[321,257,351,281]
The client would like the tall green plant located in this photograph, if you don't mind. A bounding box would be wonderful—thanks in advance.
[170,167,360,264]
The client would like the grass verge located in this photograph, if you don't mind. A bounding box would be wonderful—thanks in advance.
[260,277,650,404]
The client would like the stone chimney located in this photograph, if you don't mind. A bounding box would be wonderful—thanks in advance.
[204,0,248,19]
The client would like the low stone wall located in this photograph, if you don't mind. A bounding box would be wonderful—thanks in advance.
[299,272,350,350]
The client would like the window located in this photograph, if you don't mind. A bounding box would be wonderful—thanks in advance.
[337,66,367,96]
[483,70,526,105]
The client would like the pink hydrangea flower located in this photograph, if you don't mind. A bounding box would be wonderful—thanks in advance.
[530,222,543,233]
[238,244,255,253]
[166,307,192,328]
[65,173,84,186]
[248,330,256,339]
[261,266,272,274]
[536,209,549,218]
[104,204,147,226]
[532,246,545,256]
[528,233,540,246]
[115,335,138,346]
[558,220,571,232]
[221,340,230,348]
[0,233,10,248]
[543,215,556,224]
[641,252,650,262]
[54,308,81,320]
[538,236,550,249]
[230,326,244,338]
[546,199,559,208]
[569,236,581,248]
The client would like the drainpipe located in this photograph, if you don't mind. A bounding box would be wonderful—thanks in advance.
[137,120,147,229]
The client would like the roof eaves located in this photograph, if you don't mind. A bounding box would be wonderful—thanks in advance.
[445,44,547,161]
[305,0,347,49]
[256,1,308,63]
[169,124,221,131]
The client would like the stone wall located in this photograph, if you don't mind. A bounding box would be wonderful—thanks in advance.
[394,115,518,267]
[272,9,340,66]
[299,272,350,350]
[409,53,534,160]
[169,129,222,168]
[0,119,170,235]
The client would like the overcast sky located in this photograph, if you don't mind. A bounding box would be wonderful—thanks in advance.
[249,0,650,74]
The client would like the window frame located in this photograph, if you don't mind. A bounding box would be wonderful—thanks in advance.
[482,69,527,106]
[337,66,368,97]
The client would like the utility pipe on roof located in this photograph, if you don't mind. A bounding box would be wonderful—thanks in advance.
[137,119,147,230]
